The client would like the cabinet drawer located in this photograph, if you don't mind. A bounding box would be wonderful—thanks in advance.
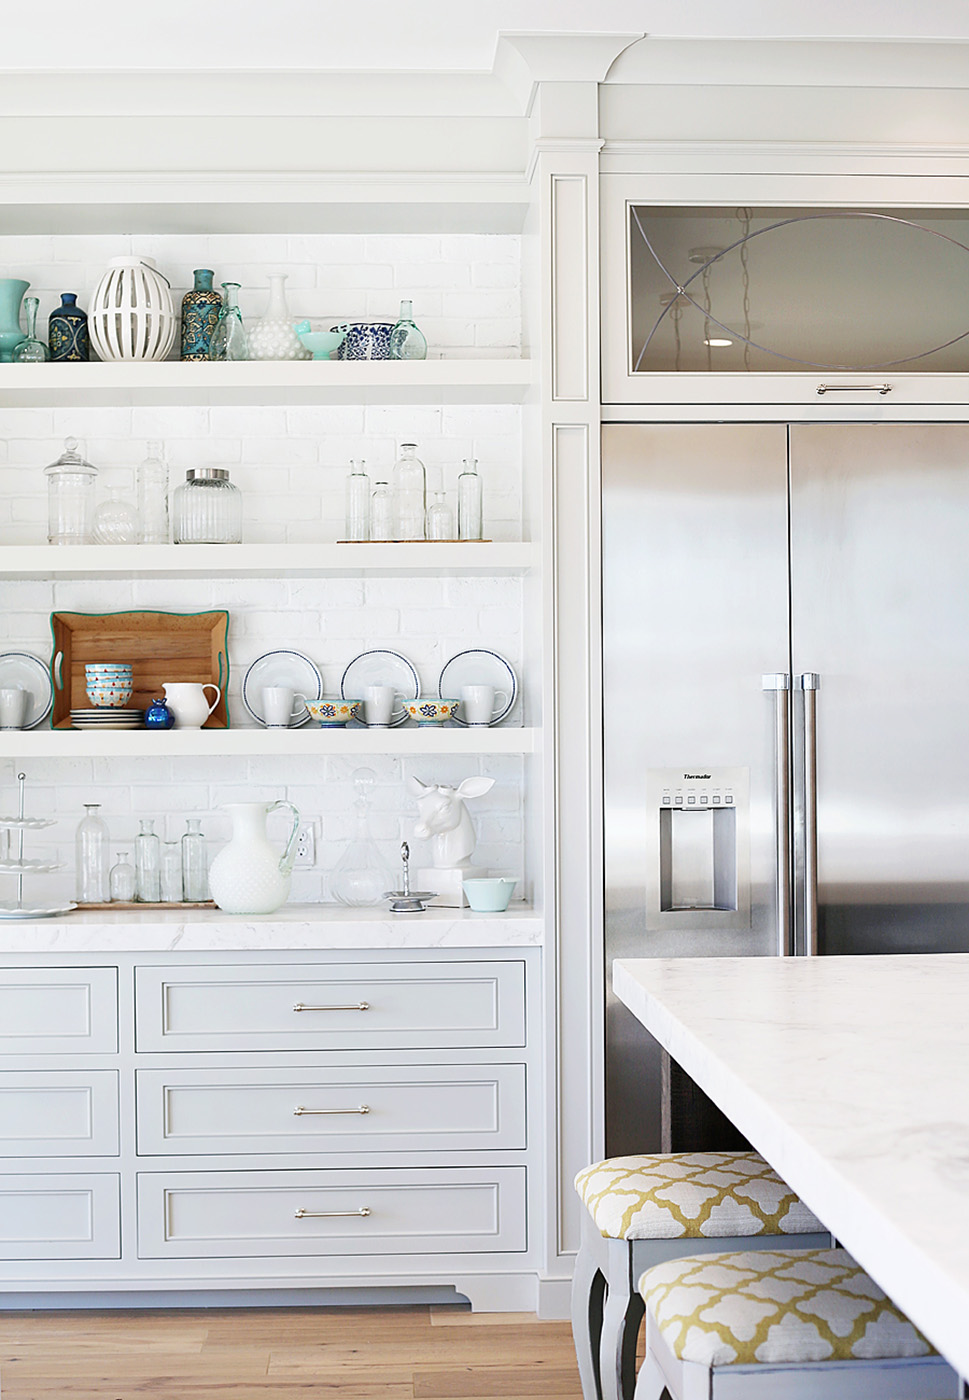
[136,1064,526,1155]
[137,1167,526,1258]
[135,961,526,1052]
[0,1071,119,1157]
[0,967,118,1055]
[0,1173,120,1259]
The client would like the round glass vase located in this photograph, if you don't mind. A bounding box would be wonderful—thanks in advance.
[246,274,310,361]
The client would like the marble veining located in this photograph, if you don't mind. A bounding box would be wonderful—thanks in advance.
[0,903,543,952]
[614,954,969,1381]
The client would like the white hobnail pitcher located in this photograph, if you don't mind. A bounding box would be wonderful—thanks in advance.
[208,800,301,915]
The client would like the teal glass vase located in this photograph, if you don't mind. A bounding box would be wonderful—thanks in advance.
[0,278,29,363]
[389,298,427,360]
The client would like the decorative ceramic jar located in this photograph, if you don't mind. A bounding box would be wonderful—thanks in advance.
[331,320,393,360]
[88,257,176,362]
[180,270,222,361]
[246,274,310,361]
[48,293,89,362]
[0,279,29,363]
[208,800,301,914]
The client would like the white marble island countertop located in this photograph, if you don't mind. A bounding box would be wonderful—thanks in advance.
[614,954,969,1380]
[0,902,542,952]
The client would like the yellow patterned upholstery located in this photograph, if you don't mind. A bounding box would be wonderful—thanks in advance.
[639,1248,935,1367]
[575,1152,823,1240]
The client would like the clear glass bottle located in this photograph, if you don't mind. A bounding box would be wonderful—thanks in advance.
[181,818,208,902]
[392,442,426,541]
[370,480,395,542]
[172,468,243,544]
[208,281,248,362]
[331,768,393,906]
[388,298,427,361]
[93,488,139,544]
[109,850,136,902]
[457,457,483,541]
[426,490,455,540]
[75,803,109,903]
[13,296,50,363]
[160,841,183,903]
[138,440,169,544]
[135,818,161,902]
[344,459,371,542]
[44,437,98,545]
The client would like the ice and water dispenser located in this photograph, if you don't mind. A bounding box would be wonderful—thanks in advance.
[644,767,751,931]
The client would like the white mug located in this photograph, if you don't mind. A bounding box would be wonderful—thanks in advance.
[263,686,308,727]
[362,684,399,727]
[0,687,28,730]
[163,682,221,729]
[460,683,509,726]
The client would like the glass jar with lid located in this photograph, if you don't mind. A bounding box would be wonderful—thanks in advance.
[44,437,98,544]
[172,467,243,544]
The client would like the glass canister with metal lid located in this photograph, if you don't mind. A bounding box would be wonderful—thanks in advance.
[44,436,98,544]
[172,467,243,544]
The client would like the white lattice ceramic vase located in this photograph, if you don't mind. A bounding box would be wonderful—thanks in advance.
[88,257,177,362]
[246,274,311,361]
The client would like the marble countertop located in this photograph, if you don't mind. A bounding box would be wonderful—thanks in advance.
[0,902,543,951]
[614,954,969,1380]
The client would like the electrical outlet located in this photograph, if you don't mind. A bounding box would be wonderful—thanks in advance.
[293,821,317,868]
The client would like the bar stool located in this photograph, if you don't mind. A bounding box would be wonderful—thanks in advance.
[634,1246,957,1399]
[572,1152,830,1400]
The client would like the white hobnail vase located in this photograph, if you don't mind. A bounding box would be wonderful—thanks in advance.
[88,257,177,362]
[208,800,301,915]
[246,274,311,361]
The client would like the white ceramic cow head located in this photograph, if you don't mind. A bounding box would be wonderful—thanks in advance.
[408,775,495,868]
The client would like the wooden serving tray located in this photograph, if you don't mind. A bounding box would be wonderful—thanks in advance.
[50,610,230,730]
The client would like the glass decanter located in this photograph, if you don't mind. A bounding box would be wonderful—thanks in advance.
[109,851,136,902]
[389,298,427,360]
[181,817,208,901]
[135,818,161,902]
[392,442,426,541]
[344,459,371,541]
[331,768,393,907]
[246,273,310,361]
[75,803,109,903]
[138,440,169,544]
[208,282,248,361]
[13,295,50,363]
[457,457,483,541]
[93,487,139,544]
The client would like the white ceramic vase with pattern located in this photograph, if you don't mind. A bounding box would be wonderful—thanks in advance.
[208,800,301,914]
[245,274,311,361]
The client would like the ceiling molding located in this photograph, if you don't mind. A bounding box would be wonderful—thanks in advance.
[493,31,644,114]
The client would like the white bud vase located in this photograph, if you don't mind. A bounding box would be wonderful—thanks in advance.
[208,800,301,915]
[246,274,311,361]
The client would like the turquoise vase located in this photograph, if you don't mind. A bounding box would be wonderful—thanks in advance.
[180,269,222,361]
[0,279,29,363]
[48,293,89,362]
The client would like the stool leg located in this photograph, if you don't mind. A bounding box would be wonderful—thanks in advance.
[632,1347,667,1400]
[600,1271,646,1400]
[571,1240,607,1400]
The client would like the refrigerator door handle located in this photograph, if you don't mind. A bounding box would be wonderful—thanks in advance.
[763,673,793,957]
[796,673,821,955]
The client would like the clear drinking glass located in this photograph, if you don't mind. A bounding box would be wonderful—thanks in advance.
[388,298,427,360]
[13,296,50,363]
[457,457,483,541]
[75,803,109,903]
[172,468,243,543]
[181,818,208,901]
[370,480,395,541]
[392,442,426,540]
[344,459,371,541]
[109,851,136,902]
[160,841,183,903]
[135,818,161,902]
[208,281,248,361]
[138,440,169,544]
[426,490,455,540]
[44,437,98,545]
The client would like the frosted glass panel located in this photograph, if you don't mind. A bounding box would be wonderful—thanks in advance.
[629,208,969,373]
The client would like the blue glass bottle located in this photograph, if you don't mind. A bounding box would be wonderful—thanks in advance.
[48,293,89,362]
[144,697,176,730]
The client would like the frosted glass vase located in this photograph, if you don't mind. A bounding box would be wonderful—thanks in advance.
[246,275,311,361]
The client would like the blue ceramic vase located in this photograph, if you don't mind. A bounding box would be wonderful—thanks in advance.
[180,270,222,361]
[0,279,29,363]
[48,293,89,362]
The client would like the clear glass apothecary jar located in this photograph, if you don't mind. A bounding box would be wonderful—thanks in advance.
[44,437,98,544]
[172,467,243,544]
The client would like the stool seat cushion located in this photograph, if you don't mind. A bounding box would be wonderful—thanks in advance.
[575,1151,823,1240]
[639,1247,935,1368]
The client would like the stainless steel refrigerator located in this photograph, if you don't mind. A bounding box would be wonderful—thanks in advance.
[603,421,969,1154]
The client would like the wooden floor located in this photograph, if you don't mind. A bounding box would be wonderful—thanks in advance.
[0,1305,585,1400]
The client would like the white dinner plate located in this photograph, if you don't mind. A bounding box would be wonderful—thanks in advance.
[242,650,323,727]
[438,649,518,726]
[0,903,77,920]
[0,816,55,829]
[340,649,420,726]
[0,652,54,729]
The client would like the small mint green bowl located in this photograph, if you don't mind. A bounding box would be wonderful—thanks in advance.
[462,877,518,912]
[295,325,347,360]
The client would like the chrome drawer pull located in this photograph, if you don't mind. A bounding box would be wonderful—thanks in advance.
[816,383,892,395]
[292,1001,370,1012]
[293,1104,371,1116]
[294,1206,372,1219]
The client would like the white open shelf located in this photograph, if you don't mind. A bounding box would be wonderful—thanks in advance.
[0,359,536,407]
[2,727,539,758]
[0,541,540,579]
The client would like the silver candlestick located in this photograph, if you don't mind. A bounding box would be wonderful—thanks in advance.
[384,840,436,914]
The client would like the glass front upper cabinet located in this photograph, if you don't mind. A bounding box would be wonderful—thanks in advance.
[602,199,969,404]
